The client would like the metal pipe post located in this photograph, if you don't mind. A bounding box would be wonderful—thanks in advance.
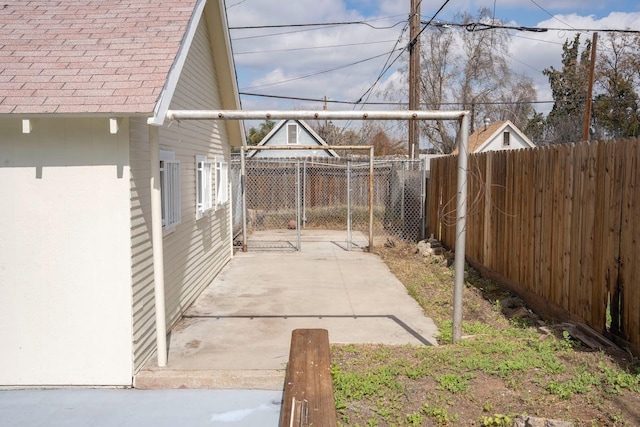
[347,159,352,251]
[452,114,470,343]
[240,147,248,252]
[368,147,374,252]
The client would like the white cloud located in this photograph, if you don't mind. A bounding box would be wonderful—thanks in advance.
[227,0,640,121]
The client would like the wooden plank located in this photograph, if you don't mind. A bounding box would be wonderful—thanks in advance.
[523,148,536,290]
[591,140,608,333]
[608,140,625,336]
[624,138,640,349]
[579,142,597,323]
[630,138,640,352]
[618,139,635,343]
[550,146,563,305]
[280,329,337,427]
[532,146,545,296]
[559,144,573,312]
[568,143,584,315]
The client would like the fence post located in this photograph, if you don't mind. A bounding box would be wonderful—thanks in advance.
[347,159,352,251]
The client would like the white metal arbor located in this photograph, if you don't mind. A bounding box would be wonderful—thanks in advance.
[164,109,471,343]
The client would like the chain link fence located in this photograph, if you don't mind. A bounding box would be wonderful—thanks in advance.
[231,156,426,250]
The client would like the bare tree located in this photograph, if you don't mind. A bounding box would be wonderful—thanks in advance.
[389,8,537,153]
[593,32,640,138]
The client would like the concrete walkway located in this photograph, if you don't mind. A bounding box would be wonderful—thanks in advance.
[136,230,439,390]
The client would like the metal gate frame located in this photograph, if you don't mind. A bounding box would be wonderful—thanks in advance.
[165,109,470,342]
[239,145,374,252]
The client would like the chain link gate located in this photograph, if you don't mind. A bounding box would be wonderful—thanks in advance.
[231,155,426,251]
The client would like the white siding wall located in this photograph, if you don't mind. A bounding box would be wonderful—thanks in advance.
[129,15,233,371]
[161,15,232,328]
[0,118,133,386]
[129,119,156,371]
[481,127,532,152]
[252,121,333,158]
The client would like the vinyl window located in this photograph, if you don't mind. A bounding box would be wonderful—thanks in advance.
[503,131,510,146]
[160,150,181,230]
[286,123,298,145]
[196,155,214,219]
[216,157,228,208]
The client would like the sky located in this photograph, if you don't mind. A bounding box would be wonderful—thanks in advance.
[224,0,640,134]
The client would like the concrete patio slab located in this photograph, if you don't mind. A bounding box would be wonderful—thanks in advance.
[0,389,282,427]
[135,230,439,390]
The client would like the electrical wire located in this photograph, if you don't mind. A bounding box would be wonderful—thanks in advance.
[239,48,404,91]
[429,20,640,34]
[234,39,397,55]
[239,91,566,106]
[229,19,407,30]
[528,0,576,30]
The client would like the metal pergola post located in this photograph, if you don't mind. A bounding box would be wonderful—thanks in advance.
[166,109,470,342]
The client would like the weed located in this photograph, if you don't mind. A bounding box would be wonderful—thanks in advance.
[422,403,458,425]
[405,412,425,426]
[438,319,453,344]
[404,363,429,380]
[600,363,640,394]
[480,413,513,426]
[436,373,474,393]
[542,369,601,399]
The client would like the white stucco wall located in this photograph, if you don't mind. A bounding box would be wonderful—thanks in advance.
[0,118,133,386]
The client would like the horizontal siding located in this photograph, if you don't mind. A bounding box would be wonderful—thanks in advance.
[129,118,156,371]
[129,13,234,372]
[160,15,231,329]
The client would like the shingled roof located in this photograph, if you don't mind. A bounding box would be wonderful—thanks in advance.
[0,0,198,115]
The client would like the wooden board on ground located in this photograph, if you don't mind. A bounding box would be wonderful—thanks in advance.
[280,329,337,427]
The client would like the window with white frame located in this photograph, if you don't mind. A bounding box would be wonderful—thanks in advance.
[195,155,214,219]
[286,123,298,144]
[160,150,181,229]
[216,157,228,208]
[503,131,510,146]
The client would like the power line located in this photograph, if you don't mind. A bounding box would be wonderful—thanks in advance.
[428,20,640,34]
[410,0,453,46]
[232,25,343,41]
[528,0,576,30]
[239,48,404,91]
[234,39,397,55]
[240,91,566,106]
[229,19,406,30]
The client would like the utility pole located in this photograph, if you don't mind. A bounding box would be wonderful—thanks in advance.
[408,0,421,158]
[583,32,598,142]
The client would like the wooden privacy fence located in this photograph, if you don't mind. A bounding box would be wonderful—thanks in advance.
[428,138,640,355]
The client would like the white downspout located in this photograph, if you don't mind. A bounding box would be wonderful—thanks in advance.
[149,125,168,367]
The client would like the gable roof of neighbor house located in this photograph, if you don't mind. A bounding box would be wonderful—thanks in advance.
[248,119,339,158]
[0,0,243,138]
[453,120,535,154]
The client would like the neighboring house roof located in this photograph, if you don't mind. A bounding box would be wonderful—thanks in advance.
[248,119,339,158]
[0,0,243,134]
[452,120,535,154]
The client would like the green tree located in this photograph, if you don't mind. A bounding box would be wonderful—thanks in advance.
[524,112,546,145]
[542,34,592,144]
[246,119,275,145]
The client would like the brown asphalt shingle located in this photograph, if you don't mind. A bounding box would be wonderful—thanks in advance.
[0,0,198,115]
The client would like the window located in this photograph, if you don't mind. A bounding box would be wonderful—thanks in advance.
[216,157,228,208]
[286,123,298,145]
[195,155,214,219]
[503,131,510,146]
[160,150,181,230]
